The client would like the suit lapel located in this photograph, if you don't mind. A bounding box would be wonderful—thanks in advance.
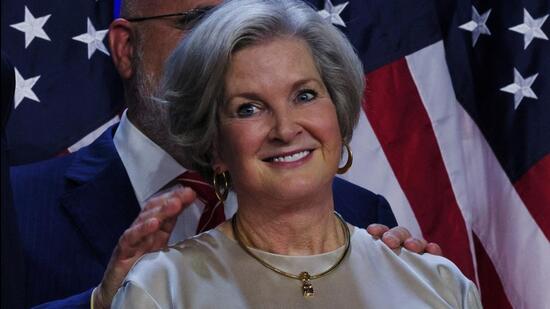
[60,126,140,265]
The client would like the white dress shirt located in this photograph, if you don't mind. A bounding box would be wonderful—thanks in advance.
[113,110,237,244]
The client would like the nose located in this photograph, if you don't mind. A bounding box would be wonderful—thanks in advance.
[268,106,302,143]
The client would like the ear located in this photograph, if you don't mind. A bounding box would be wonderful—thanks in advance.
[108,18,135,80]
[211,143,229,173]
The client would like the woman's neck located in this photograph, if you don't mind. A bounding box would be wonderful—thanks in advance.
[220,192,345,256]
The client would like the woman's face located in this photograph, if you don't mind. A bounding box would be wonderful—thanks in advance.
[216,38,342,202]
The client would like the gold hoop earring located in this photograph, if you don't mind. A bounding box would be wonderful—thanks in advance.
[213,171,230,202]
[337,143,353,174]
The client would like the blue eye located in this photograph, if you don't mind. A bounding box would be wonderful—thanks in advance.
[236,103,259,118]
[297,89,317,103]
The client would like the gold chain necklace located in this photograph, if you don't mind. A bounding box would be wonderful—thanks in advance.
[231,212,351,297]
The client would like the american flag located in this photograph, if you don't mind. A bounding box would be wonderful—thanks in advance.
[310,0,549,308]
[2,0,548,308]
[1,0,123,165]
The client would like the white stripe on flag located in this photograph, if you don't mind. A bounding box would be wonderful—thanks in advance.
[406,41,550,309]
[342,109,423,238]
[67,115,120,153]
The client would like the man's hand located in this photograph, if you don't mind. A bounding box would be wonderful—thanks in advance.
[367,224,443,255]
[93,185,197,309]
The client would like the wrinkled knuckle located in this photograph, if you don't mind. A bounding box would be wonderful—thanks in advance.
[119,234,129,246]
[382,233,398,243]
[145,197,161,208]
[398,227,410,237]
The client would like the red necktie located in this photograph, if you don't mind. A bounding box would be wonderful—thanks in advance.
[176,171,226,233]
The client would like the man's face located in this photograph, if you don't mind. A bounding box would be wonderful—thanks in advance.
[130,0,221,93]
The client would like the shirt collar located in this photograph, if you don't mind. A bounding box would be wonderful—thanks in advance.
[114,110,186,208]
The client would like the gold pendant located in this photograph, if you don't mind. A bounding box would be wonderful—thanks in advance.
[299,272,314,297]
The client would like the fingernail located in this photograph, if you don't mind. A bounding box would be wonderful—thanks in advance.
[385,235,399,244]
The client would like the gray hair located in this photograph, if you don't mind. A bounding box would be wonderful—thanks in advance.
[161,0,364,179]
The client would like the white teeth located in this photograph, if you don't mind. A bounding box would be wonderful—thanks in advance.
[272,150,310,162]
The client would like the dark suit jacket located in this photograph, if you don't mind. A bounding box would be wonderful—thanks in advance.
[11,125,397,308]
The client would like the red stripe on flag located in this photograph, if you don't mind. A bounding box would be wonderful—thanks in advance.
[473,233,513,309]
[364,58,475,280]
[514,153,550,240]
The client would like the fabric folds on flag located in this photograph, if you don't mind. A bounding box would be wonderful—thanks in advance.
[308,0,549,308]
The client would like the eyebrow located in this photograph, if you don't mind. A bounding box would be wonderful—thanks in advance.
[225,78,325,103]
[290,78,325,91]
[225,92,263,106]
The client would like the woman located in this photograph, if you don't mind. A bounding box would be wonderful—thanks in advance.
[113,0,481,307]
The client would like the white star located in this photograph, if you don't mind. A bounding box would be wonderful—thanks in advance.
[10,6,51,48]
[509,9,548,49]
[72,18,110,59]
[14,68,41,109]
[459,6,492,46]
[500,68,538,109]
[318,0,349,27]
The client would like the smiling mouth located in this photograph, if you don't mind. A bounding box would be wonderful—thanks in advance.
[265,150,312,163]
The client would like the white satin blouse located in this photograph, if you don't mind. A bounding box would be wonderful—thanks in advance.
[112,226,481,308]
